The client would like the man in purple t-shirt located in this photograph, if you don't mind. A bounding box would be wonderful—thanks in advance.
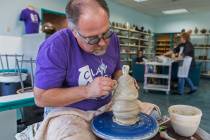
[34,0,122,139]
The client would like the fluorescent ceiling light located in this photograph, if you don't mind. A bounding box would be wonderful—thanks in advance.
[134,0,148,3]
[162,9,189,15]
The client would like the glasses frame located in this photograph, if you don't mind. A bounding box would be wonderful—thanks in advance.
[75,26,114,45]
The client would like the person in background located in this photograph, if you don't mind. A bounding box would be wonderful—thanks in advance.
[135,49,146,64]
[163,31,197,95]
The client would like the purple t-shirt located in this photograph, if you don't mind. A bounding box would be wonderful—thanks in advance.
[35,28,121,114]
[20,8,40,34]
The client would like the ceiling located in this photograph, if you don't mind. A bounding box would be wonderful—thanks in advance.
[114,0,210,17]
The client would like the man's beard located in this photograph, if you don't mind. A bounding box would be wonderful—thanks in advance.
[92,46,107,56]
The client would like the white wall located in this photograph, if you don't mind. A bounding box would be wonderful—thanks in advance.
[155,12,210,33]
[107,0,155,31]
[0,36,22,54]
[0,36,22,69]
[22,33,45,59]
[0,34,45,70]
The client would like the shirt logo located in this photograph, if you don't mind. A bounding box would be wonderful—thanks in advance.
[30,13,39,23]
[78,65,93,86]
[78,62,108,86]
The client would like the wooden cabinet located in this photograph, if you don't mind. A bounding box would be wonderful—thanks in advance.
[155,33,178,55]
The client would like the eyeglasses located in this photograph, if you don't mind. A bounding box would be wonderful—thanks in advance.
[76,28,113,45]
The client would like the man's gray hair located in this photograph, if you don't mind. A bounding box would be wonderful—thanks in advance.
[65,0,110,28]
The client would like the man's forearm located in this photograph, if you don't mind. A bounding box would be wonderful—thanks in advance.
[163,50,173,56]
[34,86,88,107]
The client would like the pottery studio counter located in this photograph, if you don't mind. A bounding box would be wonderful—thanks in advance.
[0,92,34,140]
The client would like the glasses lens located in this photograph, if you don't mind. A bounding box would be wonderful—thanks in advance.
[88,37,100,45]
[82,28,113,45]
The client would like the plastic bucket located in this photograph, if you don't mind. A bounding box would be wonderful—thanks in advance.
[0,82,21,96]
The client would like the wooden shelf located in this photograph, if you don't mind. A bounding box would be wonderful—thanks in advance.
[194,47,210,49]
[201,73,210,77]
[120,44,129,47]
[196,59,210,62]
[129,29,139,33]
[139,38,150,42]
[120,52,136,55]
[139,45,149,48]
[129,44,139,47]
[145,53,155,55]
[118,36,128,39]
[191,33,210,36]
[113,26,129,31]
[120,44,147,48]
[156,40,171,42]
[121,59,132,62]
[145,74,169,79]
[156,44,170,47]
[113,26,152,36]
[129,37,139,40]
[144,84,168,91]
[156,52,164,55]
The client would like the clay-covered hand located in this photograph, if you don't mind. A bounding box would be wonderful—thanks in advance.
[86,77,117,99]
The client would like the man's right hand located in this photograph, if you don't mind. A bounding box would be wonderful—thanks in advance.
[85,77,117,99]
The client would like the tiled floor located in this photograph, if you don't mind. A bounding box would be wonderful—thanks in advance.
[139,78,210,133]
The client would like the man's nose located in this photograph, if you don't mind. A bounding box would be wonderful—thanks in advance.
[98,37,107,46]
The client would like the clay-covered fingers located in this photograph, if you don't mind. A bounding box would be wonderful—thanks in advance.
[95,77,116,96]
[100,77,117,90]
[85,77,116,99]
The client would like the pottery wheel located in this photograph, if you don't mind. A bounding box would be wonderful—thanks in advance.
[91,112,159,140]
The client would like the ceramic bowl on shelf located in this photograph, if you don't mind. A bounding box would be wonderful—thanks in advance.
[168,105,202,137]
[194,27,199,34]
[199,56,207,60]
[181,28,185,33]
[111,22,115,27]
[200,28,207,34]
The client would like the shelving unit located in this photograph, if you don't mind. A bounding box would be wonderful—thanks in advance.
[155,33,178,56]
[112,24,154,70]
[191,33,210,77]
[143,61,173,94]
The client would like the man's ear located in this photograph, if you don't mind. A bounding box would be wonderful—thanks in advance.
[72,29,78,38]
[71,29,76,35]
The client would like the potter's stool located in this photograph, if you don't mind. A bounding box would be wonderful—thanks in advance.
[91,112,159,140]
